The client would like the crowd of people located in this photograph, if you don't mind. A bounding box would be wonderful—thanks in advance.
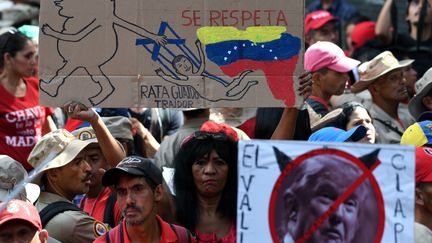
[0,0,432,242]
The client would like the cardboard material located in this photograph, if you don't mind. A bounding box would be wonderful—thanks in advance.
[38,0,304,108]
[238,141,415,243]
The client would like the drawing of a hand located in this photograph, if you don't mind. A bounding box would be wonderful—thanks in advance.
[154,35,167,46]
[41,24,57,37]
[155,68,165,76]
[195,39,202,47]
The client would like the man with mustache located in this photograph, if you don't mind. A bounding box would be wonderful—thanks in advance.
[72,116,131,228]
[351,51,415,144]
[95,156,195,243]
[27,103,124,242]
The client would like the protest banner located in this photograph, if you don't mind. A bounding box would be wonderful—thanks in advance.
[238,140,415,243]
[38,0,304,108]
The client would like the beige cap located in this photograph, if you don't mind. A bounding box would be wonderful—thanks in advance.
[0,155,40,204]
[28,129,93,181]
[351,51,414,93]
[408,68,432,119]
[309,108,343,132]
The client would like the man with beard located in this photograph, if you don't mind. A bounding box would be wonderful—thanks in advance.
[95,156,195,243]
[27,103,125,242]
[351,51,415,143]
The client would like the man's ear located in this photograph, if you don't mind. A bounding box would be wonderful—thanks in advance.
[416,187,425,206]
[153,184,163,202]
[312,72,322,87]
[38,229,49,243]
[421,96,432,111]
[45,169,60,183]
[368,82,379,96]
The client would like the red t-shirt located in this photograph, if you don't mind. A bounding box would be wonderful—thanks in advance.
[0,77,52,170]
[94,215,189,243]
[195,223,236,243]
[81,187,122,227]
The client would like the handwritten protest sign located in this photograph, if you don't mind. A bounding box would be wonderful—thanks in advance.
[237,140,415,243]
[38,0,304,108]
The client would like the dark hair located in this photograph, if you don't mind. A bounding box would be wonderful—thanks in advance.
[116,138,136,156]
[254,108,284,139]
[344,15,370,30]
[0,30,31,68]
[173,133,238,231]
[328,102,371,130]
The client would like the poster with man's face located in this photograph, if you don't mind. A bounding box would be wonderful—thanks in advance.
[237,141,415,243]
[38,0,304,108]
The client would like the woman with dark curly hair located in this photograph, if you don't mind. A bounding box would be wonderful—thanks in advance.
[328,101,377,144]
[173,121,238,243]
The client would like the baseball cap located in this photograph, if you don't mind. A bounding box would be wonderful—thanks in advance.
[351,21,376,49]
[102,156,162,188]
[408,67,432,120]
[72,116,133,142]
[400,120,432,147]
[415,147,432,184]
[351,51,414,93]
[28,129,94,182]
[0,156,40,204]
[304,41,360,72]
[0,199,42,231]
[305,10,338,35]
[308,125,367,142]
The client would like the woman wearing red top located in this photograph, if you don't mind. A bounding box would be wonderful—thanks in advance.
[174,121,238,243]
[0,30,55,170]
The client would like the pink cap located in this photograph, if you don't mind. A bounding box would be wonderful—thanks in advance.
[351,21,376,49]
[304,41,360,72]
[305,10,338,35]
[0,199,42,230]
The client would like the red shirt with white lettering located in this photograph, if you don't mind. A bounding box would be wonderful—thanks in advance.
[0,77,52,170]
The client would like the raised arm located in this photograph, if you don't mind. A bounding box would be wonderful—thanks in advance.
[375,0,394,44]
[64,102,126,167]
[271,72,312,140]
[130,118,160,158]
[113,15,167,46]
[195,39,205,75]
[41,19,101,42]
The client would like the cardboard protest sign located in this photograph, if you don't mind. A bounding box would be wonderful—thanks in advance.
[238,141,415,243]
[38,0,304,108]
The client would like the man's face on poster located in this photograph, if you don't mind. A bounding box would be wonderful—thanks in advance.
[286,159,362,243]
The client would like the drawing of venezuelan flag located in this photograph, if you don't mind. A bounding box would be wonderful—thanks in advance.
[197,26,301,106]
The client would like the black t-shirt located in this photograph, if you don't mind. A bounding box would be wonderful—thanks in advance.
[392,33,432,77]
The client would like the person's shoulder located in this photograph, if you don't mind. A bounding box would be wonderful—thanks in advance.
[158,217,196,243]
[23,76,39,88]
[47,210,109,240]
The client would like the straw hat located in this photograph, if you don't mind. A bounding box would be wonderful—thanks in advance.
[351,51,413,93]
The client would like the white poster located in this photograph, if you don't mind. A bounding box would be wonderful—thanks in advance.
[237,141,415,243]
